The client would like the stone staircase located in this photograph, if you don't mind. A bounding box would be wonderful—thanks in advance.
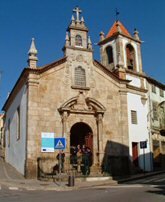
[75,175,117,185]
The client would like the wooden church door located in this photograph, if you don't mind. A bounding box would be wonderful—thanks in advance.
[85,133,93,151]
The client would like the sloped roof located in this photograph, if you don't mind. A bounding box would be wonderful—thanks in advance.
[93,60,129,83]
[2,57,67,111]
[106,20,131,39]
[146,76,165,90]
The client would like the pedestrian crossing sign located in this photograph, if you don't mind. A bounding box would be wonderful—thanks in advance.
[54,137,66,150]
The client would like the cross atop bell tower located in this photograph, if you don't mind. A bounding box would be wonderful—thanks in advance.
[73,6,82,23]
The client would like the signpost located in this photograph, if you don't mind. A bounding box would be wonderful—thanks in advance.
[41,135,67,185]
[54,137,66,184]
[140,141,147,173]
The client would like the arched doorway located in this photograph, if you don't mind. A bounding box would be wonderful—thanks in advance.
[70,122,93,174]
[70,122,93,151]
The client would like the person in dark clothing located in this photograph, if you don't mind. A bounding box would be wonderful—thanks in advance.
[82,145,92,175]
[56,150,65,173]
[70,146,77,165]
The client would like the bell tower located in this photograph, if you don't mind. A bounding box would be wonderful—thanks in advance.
[63,7,93,90]
[63,6,92,56]
[98,21,143,74]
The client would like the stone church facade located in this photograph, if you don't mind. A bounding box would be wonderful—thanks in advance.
[3,7,155,178]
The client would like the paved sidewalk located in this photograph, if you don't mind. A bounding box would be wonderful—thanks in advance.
[0,157,119,191]
[0,157,164,191]
[0,157,67,190]
[0,158,24,180]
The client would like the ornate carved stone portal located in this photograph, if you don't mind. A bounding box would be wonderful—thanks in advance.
[58,91,106,167]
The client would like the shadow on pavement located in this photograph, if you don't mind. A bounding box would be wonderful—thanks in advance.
[147,186,165,196]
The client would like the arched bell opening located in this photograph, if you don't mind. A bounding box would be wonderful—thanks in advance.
[105,45,114,70]
[126,44,136,70]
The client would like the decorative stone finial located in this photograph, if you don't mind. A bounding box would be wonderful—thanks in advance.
[71,15,75,21]
[28,38,38,69]
[65,32,70,46]
[80,16,84,23]
[28,38,38,55]
[99,31,105,41]
[134,28,140,40]
[88,36,92,50]
[71,15,75,25]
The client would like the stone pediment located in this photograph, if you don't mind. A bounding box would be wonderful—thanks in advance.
[58,91,106,115]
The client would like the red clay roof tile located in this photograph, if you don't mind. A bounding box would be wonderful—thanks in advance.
[106,21,131,38]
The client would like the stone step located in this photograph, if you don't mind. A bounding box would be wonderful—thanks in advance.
[75,176,117,184]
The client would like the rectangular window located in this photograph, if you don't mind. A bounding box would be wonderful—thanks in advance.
[160,89,164,97]
[8,119,10,147]
[131,110,137,124]
[16,106,21,140]
[75,66,86,87]
[152,102,158,120]
[151,84,156,93]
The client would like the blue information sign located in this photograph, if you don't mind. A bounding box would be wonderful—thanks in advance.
[54,137,66,150]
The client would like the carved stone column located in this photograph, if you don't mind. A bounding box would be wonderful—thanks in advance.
[116,36,124,68]
[137,43,142,73]
[62,111,68,137]
[61,111,70,169]
[96,113,104,166]
[61,111,69,152]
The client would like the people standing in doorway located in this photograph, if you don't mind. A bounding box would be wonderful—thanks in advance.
[76,144,82,173]
[70,146,77,166]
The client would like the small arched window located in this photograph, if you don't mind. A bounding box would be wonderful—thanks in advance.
[106,46,114,65]
[75,66,86,87]
[126,44,136,70]
[75,35,82,46]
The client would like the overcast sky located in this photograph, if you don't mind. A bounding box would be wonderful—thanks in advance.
[0,0,165,110]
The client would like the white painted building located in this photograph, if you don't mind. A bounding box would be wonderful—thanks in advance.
[4,84,27,174]
[146,77,165,170]
[99,21,152,171]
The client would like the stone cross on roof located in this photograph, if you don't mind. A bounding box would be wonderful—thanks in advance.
[73,6,82,22]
